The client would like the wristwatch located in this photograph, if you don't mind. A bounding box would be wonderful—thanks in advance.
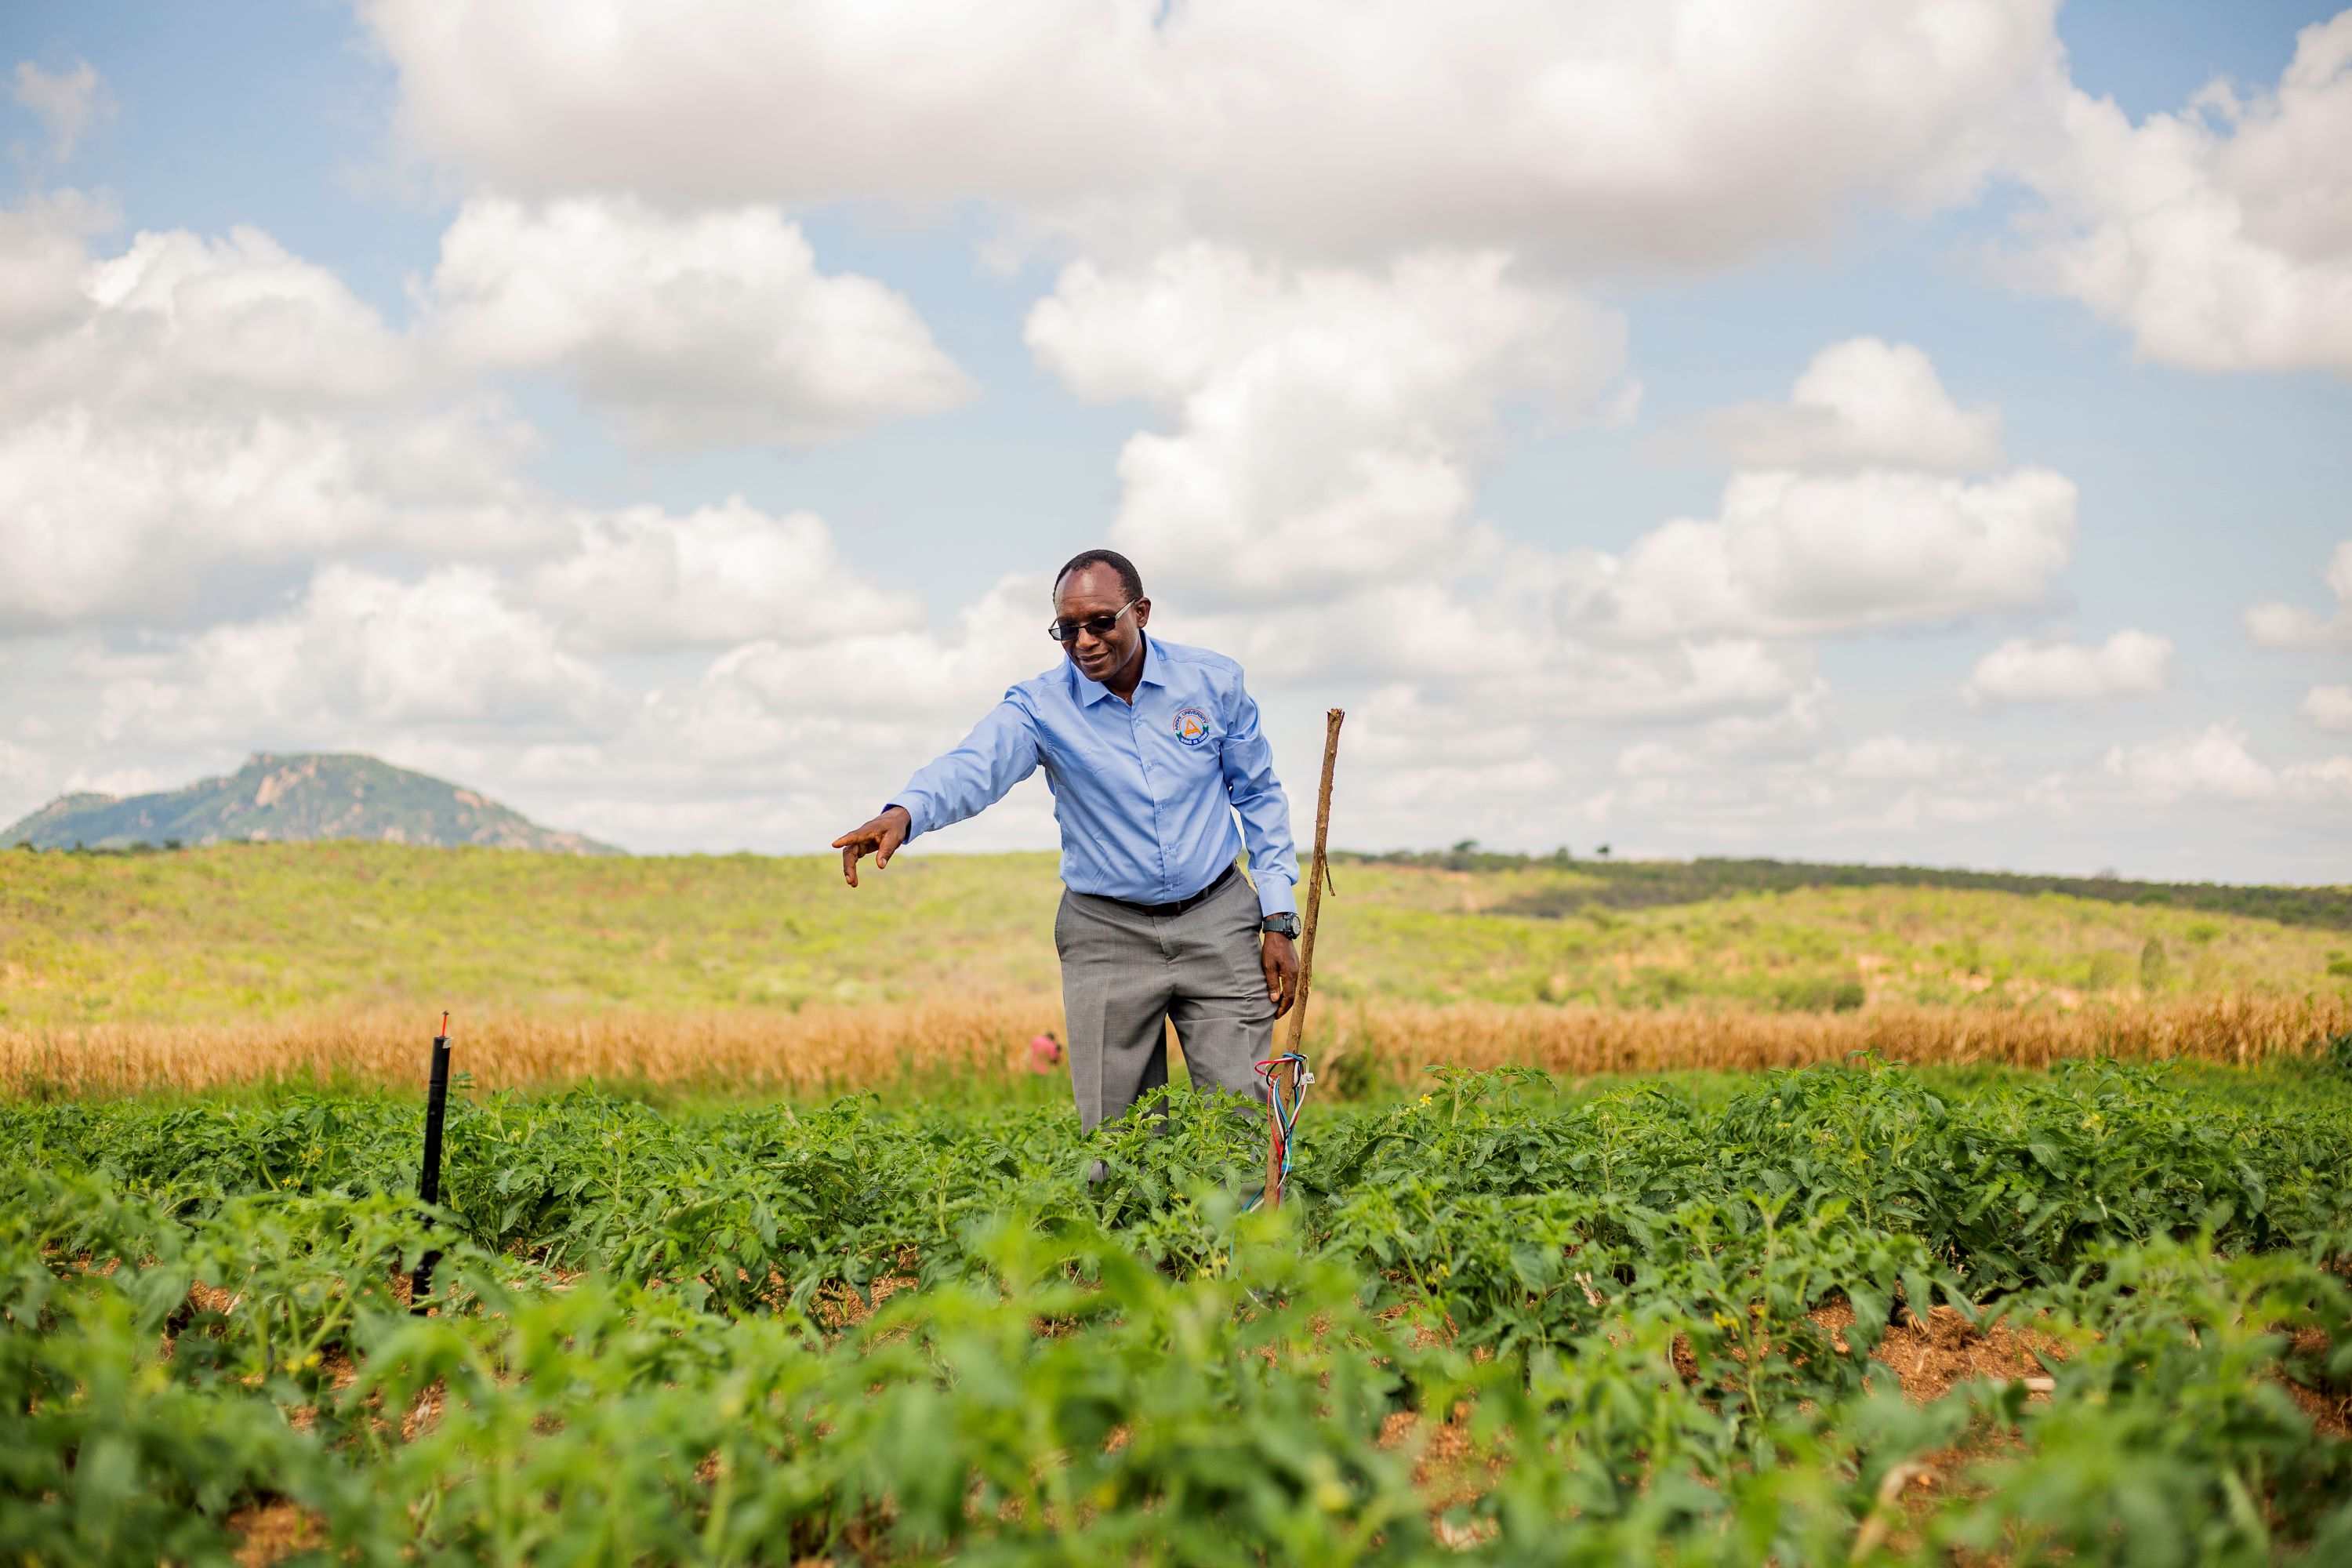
[1259,912,1302,938]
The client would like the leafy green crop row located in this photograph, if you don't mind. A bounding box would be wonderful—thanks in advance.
[5,1061,2350,1564]
[20,1061,2349,1310]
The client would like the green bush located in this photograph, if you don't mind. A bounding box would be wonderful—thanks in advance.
[1773,976,1867,1013]
[2085,950,2130,991]
[2327,1029,2352,1078]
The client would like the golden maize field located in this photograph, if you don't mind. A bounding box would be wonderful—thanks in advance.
[7,992,2345,1098]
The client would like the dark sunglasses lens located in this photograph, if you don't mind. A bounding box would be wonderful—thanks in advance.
[1049,615,1122,642]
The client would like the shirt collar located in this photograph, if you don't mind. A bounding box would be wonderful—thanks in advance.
[1071,633,1166,706]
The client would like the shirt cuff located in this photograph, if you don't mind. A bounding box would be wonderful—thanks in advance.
[1256,875,1298,918]
[887,799,927,840]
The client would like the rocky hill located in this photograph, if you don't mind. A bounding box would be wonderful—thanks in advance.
[2,753,621,855]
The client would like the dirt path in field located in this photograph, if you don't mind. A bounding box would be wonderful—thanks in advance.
[1810,1300,2067,1399]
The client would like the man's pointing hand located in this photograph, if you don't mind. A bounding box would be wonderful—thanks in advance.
[831,806,911,887]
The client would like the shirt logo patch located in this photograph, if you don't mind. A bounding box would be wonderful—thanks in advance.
[1171,706,1212,746]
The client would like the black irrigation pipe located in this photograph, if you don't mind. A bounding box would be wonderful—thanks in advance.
[410,1011,452,1315]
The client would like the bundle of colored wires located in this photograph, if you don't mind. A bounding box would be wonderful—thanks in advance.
[1244,1050,1313,1212]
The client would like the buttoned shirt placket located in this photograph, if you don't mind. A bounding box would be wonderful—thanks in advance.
[1110,683,1172,927]
[1138,695,1171,906]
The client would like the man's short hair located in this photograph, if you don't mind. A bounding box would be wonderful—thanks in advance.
[1054,548,1144,603]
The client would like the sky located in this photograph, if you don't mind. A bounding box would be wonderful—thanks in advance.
[1,0,2348,880]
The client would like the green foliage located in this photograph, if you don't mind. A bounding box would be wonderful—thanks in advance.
[1947,1239,2352,1563]
[2325,1029,2352,1078]
[1323,1045,1387,1100]
[1354,848,2352,932]
[5,1064,2352,1563]
[2143,936,2172,991]
[1772,976,1867,1013]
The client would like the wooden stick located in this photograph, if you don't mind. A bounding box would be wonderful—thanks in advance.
[1287,707,1344,1055]
[1265,707,1343,1208]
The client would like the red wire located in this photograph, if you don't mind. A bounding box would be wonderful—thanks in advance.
[1260,1057,1292,1199]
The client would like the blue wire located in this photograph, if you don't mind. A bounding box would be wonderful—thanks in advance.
[1243,1051,1311,1213]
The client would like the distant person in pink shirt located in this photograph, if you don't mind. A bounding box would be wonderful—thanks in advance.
[1028,1032,1063,1075]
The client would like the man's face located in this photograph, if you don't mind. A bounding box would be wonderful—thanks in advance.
[1054,563,1150,684]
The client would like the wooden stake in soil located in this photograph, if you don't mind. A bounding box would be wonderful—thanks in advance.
[1264,707,1342,1209]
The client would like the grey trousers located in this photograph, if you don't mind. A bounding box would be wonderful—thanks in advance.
[1055,869,1275,1134]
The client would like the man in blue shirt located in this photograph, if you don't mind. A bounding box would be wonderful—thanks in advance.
[831,549,1302,1138]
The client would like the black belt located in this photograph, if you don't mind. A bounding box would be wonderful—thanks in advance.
[1096,862,1239,919]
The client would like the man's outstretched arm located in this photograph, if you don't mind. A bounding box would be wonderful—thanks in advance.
[832,698,1041,887]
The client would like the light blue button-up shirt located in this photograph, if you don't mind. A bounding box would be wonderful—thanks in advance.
[890,636,1299,916]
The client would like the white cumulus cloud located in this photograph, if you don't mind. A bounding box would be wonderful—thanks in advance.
[528,499,923,653]
[9,60,108,160]
[1615,687,1829,775]
[1962,629,2172,705]
[2101,723,2352,803]
[1661,338,2004,472]
[94,565,615,745]
[2245,540,2352,649]
[2007,10,2352,372]
[0,410,383,631]
[1839,735,1967,782]
[1027,244,1627,605]
[0,397,550,633]
[361,0,2060,267]
[426,196,971,449]
[2303,684,2352,734]
[1570,465,2078,641]
[0,202,565,631]
[0,191,107,339]
[2,212,413,420]
[695,574,1044,728]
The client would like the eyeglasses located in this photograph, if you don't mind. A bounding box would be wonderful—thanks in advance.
[1047,597,1139,644]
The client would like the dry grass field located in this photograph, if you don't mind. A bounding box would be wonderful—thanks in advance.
[7,992,2343,1099]
[5,843,2347,1098]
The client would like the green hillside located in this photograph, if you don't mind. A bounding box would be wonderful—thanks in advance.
[3,842,2345,1028]
[2,753,618,855]
[1354,848,2352,931]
